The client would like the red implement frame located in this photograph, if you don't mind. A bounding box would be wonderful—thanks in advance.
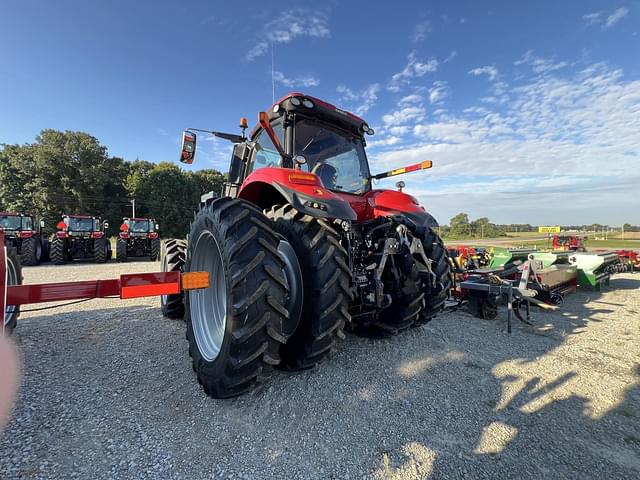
[1,230,200,335]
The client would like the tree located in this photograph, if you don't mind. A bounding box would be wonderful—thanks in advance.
[449,213,470,237]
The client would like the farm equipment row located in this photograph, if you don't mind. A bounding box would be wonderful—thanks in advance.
[1,214,160,264]
[448,241,636,324]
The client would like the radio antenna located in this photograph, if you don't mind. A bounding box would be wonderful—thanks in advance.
[271,42,275,104]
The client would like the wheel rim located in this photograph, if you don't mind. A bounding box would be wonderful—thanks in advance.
[189,230,227,362]
[4,254,18,327]
[160,251,168,307]
[277,239,303,336]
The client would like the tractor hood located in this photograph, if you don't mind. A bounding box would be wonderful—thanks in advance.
[239,167,357,221]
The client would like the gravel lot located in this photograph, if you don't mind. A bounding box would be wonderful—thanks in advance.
[1,261,639,479]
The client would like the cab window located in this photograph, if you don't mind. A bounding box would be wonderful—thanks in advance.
[248,120,284,173]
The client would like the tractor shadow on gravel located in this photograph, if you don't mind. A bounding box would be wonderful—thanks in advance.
[368,275,640,479]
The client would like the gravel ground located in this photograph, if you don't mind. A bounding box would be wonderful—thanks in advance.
[1,261,639,479]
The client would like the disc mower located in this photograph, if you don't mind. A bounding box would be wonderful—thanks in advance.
[50,214,111,264]
[164,92,452,398]
[0,212,48,265]
[116,217,160,262]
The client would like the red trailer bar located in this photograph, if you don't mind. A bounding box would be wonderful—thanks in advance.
[1,231,208,315]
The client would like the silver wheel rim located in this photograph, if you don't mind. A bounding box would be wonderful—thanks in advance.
[4,253,18,327]
[277,239,303,336]
[190,230,227,362]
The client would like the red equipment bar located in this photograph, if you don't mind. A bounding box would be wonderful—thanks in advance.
[6,272,181,305]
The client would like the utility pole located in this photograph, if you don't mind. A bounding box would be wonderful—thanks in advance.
[131,198,136,218]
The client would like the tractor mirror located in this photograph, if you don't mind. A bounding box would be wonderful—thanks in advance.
[103,221,110,229]
[155,223,160,231]
[180,131,197,164]
[39,220,45,228]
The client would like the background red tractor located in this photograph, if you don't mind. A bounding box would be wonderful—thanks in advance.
[164,92,452,398]
[552,234,587,251]
[0,212,48,265]
[50,214,111,264]
[116,217,160,262]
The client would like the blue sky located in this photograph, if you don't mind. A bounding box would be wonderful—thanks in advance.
[1,0,639,225]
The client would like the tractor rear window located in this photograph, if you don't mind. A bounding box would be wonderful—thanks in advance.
[0,216,21,230]
[294,119,371,195]
[129,220,151,233]
[68,218,94,231]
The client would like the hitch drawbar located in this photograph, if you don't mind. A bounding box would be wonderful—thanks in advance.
[1,231,208,326]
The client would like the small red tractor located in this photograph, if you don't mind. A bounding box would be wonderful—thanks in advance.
[116,217,160,262]
[50,214,111,264]
[0,212,48,265]
[162,92,452,398]
[552,234,587,252]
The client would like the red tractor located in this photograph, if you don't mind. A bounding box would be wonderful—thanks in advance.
[50,214,111,264]
[552,234,587,252]
[116,217,160,262]
[0,212,48,265]
[164,92,451,398]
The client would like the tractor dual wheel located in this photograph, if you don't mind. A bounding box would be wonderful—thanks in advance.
[50,238,67,265]
[19,236,43,266]
[3,247,22,335]
[160,239,187,319]
[93,237,109,263]
[267,205,351,370]
[116,238,127,262]
[185,198,290,398]
[414,230,452,327]
[150,237,161,261]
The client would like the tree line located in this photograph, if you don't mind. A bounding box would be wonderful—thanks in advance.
[0,129,224,238]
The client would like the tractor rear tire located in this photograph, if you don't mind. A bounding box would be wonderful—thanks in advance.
[20,236,40,266]
[93,237,108,263]
[150,237,160,261]
[414,230,452,326]
[116,238,127,262]
[50,238,67,265]
[267,205,352,370]
[185,198,289,398]
[3,247,22,335]
[160,239,186,319]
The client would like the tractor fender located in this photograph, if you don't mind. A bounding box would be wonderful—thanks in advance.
[238,168,357,221]
[366,189,439,230]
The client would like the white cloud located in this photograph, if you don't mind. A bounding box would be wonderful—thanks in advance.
[469,66,498,81]
[370,61,640,224]
[399,94,423,105]
[389,126,411,136]
[428,81,449,104]
[412,20,432,42]
[388,51,439,91]
[245,9,330,61]
[605,7,629,28]
[443,51,457,63]
[336,84,381,116]
[583,7,629,30]
[514,50,568,74]
[582,11,602,26]
[273,71,319,88]
[367,136,402,148]
[382,106,426,127]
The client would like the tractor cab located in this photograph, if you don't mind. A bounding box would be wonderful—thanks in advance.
[120,218,159,238]
[57,215,106,237]
[0,212,40,234]
[180,93,434,225]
